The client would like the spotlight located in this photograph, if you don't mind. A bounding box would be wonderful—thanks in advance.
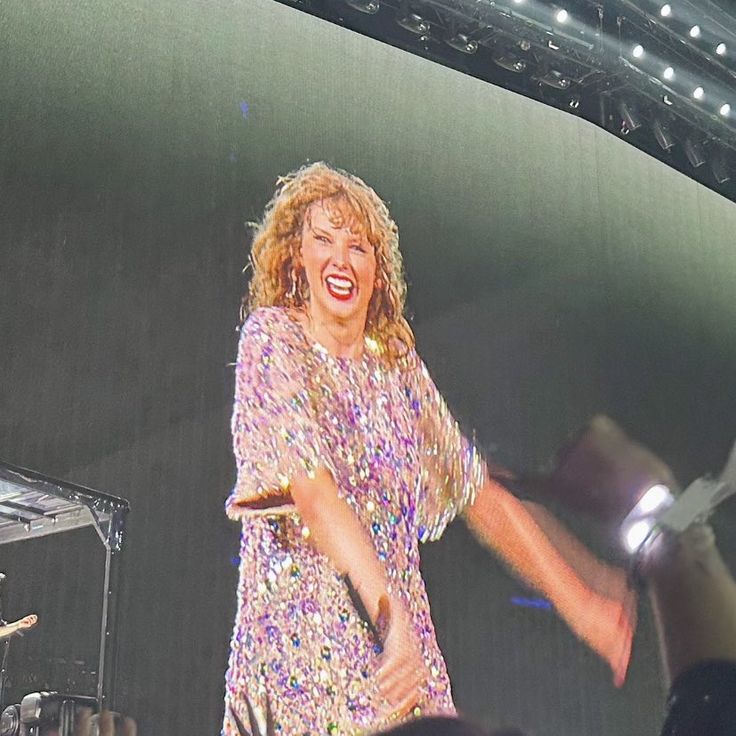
[693,86,704,100]
[620,483,675,554]
[663,66,675,81]
[684,138,706,168]
[720,103,731,116]
[716,43,727,56]
[539,69,571,89]
[446,33,478,54]
[397,12,430,35]
[555,9,569,23]
[568,95,581,109]
[660,4,672,17]
[345,0,380,12]
[492,52,527,73]
[632,44,645,58]
[711,155,731,184]
[689,25,701,38]
[653,118,675,150]
[623,519,655,554]
[513,0,525,4]
[618,100,642,131]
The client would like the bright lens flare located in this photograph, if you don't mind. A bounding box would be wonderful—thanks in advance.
[633,44,644,58]
[690,25,701,38]
[693,86,705,100]
[660,4,672,17]
[720,103,731,116]
[716,43,727,56]
[623,519,655,554]
[637,484,673,514]
[555,9,568,23]
[663,66,675,80]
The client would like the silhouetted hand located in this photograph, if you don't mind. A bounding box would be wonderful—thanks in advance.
[74,707,137,736]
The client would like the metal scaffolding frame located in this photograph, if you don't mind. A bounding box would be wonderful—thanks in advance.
[0,461,129,709]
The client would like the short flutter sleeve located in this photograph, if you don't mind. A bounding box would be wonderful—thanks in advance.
[411,355,488,542]
[225,308,334,520]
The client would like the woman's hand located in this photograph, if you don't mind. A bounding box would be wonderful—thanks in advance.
[376,596,429,721]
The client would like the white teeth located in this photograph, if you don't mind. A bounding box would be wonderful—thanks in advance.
[325,275,354,295]
[326,276,353,289]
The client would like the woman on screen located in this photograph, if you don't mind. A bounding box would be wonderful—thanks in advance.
[222,162,634,734]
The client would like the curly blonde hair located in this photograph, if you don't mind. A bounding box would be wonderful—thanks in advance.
[244,162,415,364]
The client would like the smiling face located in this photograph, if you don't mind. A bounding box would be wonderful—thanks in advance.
[299,198,377,332]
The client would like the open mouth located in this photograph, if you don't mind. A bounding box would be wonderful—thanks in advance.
[325,274,355,301]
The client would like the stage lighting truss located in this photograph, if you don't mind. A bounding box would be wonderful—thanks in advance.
[282,0,736,199]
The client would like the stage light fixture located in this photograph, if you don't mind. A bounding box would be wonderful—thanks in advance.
[618,100,642,131]
[720,103,731,117]
[492,52,527,73]
[555,9,569,24]
[632,44,644,59]
[693,86,704,100]
[689,25,701,39]
[653,118,675,150]
[446,33,479,54]
[716,43,727,56]
[397,12,430,35]
[539,69,571,89]
[568,95,581,109]
[344,0,380,13]
[684,137,706,167]
[660,4,672,17]
[711,155,731,184]
[663,66,675,81]
[663,94,674,105]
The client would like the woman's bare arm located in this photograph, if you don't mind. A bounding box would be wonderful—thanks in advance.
[290,467,428,717]
[464,478,635,686]
[290,467,390,623]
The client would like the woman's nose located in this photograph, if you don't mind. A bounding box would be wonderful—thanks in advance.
[331,241,350,267]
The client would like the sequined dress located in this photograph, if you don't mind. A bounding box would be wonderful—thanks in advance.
[223,307,487,735]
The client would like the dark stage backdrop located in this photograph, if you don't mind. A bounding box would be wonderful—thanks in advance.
[1,1,736,734]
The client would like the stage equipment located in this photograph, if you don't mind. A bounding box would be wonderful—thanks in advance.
[280,0,736,202]
[618,100,642,132]
[684,137,707,167]
[653,118,676,150]
[0,692,97,736]
[0,462,129,710]
[344,0,380,14]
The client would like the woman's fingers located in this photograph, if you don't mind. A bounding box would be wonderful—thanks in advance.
[390,687,422,719]
[377,653,426,709]
[378,658,422,699]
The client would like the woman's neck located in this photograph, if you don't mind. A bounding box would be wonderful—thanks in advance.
[302,307,365,360]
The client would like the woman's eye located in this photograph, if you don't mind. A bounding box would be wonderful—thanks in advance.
[350,244,366,253]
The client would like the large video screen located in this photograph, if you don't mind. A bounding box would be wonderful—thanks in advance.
[2,1,735,734]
